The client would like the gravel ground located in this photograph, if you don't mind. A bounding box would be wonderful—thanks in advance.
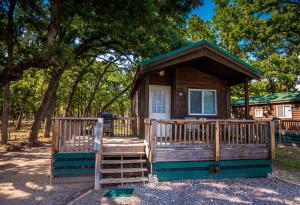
[0,146,93,205]
[74,178,300,205]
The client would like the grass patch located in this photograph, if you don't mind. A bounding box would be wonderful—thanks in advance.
[275,146,300,169]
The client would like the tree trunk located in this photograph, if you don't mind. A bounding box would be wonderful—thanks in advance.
[64,71,85,117]
[1,0,16,144]
[84,61,115,116]
[29,69,63,145]
[100,83,131,113]
[43,94,56,138]
[1,84,10,144]
[15,91,30,130]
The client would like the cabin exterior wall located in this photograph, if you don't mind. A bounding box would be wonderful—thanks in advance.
[137,66,231,120]
[173,67,230,119]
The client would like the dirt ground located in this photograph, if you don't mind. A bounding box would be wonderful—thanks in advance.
[0,145,92,205]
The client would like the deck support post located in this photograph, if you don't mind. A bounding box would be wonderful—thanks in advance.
[244,78,250,119]
[215,121,220,161]
[94,151,101,190]
[278,120,282,145]
[94,118,103,190]
[52,119,60,153]
[270,121,275,159]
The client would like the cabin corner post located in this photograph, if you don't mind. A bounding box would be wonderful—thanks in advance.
[215,121,220,161]
[244,78,250,119]
[270,121,276,160]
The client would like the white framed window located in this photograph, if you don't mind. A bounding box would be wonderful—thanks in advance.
[188,89,217,115]
[276,105,292,118]
[151,90,166,113]
[255,109,263,117]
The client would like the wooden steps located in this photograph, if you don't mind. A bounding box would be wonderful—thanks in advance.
[99,177,148,185]
[102,152,145,156]
[101,168,147,174]
[102,144,145,152]
[102,159,146,164]
[95,144,148,188]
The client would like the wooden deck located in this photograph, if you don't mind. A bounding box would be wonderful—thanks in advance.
[51,117,276,186]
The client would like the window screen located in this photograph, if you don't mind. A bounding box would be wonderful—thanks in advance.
[189,89,216,115]
[152,90,166,113]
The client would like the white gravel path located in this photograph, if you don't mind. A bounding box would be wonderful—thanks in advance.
[74,178,300,205]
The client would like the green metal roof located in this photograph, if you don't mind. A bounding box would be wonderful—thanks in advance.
[140,40,261,75]
[232,91,300,106]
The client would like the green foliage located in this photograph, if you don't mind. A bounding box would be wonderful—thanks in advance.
[185,0,300,99]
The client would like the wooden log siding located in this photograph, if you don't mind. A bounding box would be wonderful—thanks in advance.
[144,119,274,162]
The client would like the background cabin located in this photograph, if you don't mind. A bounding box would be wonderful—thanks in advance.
[232,91,300,120]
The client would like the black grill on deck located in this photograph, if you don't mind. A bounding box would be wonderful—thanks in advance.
[99,112,113,136]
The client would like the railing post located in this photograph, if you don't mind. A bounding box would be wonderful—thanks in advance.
[278,120,282,145]
[94,118,103,190]
[150,120,156,165]
[215,121,220,161]
[52,119,60,153]
[270,121,276,160]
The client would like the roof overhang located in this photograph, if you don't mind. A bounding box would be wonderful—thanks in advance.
[130,40,261,96]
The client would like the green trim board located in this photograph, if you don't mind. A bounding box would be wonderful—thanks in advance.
[232,91,300,106]
[152,160,272,181]
[140,40,260,76]
[53,152,95,159]
[276,131,300,145]
[52,152,96,177]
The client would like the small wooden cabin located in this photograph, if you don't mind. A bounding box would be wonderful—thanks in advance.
[130,40,260,137]
[232,91,300,120]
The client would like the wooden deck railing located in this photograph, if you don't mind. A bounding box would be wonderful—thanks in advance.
[113,117,138,137]
[52,117,139,153]
[52,117,98,153]
[144,119,275,163]
[279,120,300,131]
[276,119,300,145]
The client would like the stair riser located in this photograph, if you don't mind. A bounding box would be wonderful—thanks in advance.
[102,146,145,152]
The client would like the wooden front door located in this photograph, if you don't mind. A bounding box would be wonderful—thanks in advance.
[149,85,171,138]
[149,85,171,119]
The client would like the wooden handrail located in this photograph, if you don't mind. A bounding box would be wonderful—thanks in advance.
[144,118,273,147]
[52,117,139,153]
[144,118,275,162]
